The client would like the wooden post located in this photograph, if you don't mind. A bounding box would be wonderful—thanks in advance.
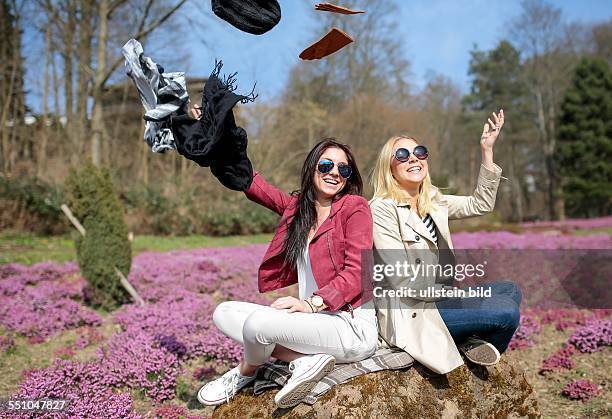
[60,204,145,306]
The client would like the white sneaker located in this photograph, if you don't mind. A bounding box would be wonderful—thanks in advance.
[274,354,336,408]
[197,366,256,406]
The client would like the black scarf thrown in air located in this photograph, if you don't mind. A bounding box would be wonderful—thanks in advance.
[171,61,257,191]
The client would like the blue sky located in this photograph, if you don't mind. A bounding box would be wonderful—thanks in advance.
[177,0,612,101]
[20,0,612,112]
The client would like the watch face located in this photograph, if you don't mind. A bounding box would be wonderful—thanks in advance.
[312,295,324,306]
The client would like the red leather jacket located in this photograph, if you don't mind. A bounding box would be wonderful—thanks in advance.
[244,171,373,312]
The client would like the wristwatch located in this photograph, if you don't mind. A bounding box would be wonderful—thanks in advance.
[309,295,324,312]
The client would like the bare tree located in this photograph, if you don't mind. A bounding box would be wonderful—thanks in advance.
[284,0,411,108]
[509,0,579,220]
[0,0,27,175]
[90,0,187,166]
[75,0,93,153]
[38,4,56,177]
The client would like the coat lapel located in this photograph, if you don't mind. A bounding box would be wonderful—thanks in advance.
[428,207,448,244]
[403,206,435,244]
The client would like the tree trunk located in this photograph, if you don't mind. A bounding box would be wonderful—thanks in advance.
[508,137,524,222]
[76,0,93,155]
[547,83,565,221]
[38,16,53,178]
[63,0,76,165]
[0,33,17,175]
[52,45,62,145]
[90,0,108,167]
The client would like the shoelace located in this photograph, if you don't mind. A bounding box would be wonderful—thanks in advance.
[286,360,303,384]
[222,372,239,404]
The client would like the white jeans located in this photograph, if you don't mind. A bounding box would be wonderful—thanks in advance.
[213,300,379,366]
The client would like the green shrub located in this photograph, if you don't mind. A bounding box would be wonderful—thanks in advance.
[122,185,179,235]
[193,201,278,236]
[65,162,132,310]
[0,176,66,234]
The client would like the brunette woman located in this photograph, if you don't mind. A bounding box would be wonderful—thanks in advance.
[198,138,378,407]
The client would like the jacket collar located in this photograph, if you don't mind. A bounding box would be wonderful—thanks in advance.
[405,208,435,243]
[391,199,439,245]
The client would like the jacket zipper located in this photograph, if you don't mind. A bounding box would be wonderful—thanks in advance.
[327,233,338,274]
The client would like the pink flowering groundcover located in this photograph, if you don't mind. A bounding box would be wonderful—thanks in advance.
[0,230,610,417]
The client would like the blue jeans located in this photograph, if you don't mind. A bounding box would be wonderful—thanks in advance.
[436,281,522,353]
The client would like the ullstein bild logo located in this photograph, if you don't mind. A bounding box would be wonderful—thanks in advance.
[372,285,493,299]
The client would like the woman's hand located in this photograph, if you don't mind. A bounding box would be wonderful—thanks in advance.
[270,296,313,313]
[480,109,504,170]
[480,109,504,151]
[190,104,202,120]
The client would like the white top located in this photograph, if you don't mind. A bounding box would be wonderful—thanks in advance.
[297,240,378,333]
[297,241,319,300]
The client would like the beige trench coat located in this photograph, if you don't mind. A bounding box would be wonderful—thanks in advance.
[370,163,502,374]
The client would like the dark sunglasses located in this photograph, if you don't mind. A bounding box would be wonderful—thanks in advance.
[394,145,429,162]
[317,159,352,179]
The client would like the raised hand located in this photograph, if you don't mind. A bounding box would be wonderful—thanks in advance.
[480,109,504,151]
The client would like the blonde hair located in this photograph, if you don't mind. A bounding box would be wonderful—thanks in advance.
[370,135,437,216]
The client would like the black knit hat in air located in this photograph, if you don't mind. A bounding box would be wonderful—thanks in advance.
[211,0,281,35]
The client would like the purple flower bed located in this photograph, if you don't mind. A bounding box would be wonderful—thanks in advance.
[539,344,576,374]
[0,262,102,339]
[3,234,610,414]
[452,231,612,249]
[5,244,268,414]
[98,330,180,402]
[568,318,612,353]
[74,326,105,349]
[561,379,601,401]
[520,216,612,230]
[154,403,204,419]
[508,313,542,350]
[14,360,141,418]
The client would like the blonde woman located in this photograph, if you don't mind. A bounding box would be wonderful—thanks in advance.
[369,110,521,374]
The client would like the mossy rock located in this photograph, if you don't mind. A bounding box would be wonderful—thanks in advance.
[211,358,541,418]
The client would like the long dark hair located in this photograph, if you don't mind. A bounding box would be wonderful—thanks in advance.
[283,138,363,270]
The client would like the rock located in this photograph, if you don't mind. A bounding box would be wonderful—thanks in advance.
[212,358,541,418]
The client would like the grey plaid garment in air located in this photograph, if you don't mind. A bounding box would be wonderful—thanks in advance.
[122,38,190,153]
[252,348,414,405]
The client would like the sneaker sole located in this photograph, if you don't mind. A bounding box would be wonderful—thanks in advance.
[463,343,501,366]
[274,356,336,408]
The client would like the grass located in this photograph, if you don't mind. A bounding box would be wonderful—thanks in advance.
[3,224,610,266]
[0,233,273,265]
[572,227,612,236]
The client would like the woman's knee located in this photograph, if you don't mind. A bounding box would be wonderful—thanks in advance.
[212,301,237,330]
[242,309,272,343]
[498,305,521,332]
[491,280,522,306]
